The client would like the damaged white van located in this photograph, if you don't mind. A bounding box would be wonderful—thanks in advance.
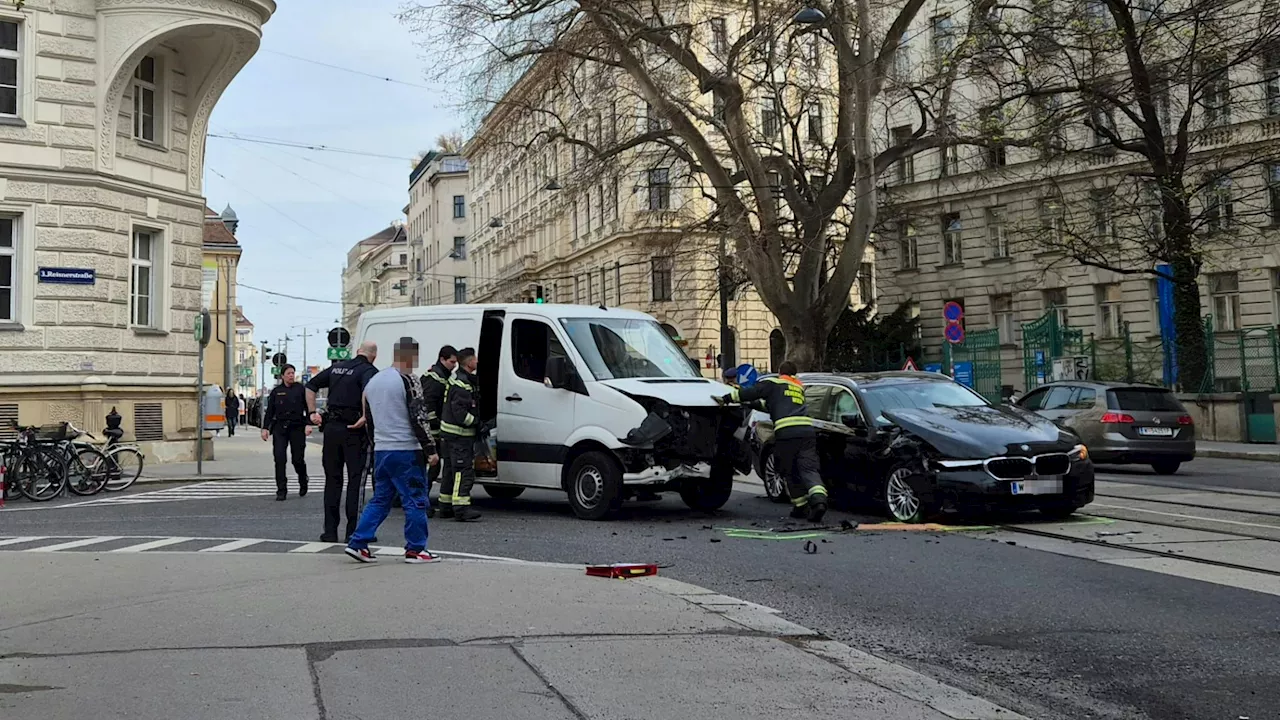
[354,304,750,519]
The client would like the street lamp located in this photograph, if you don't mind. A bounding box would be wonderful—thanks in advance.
[793,7,827,24]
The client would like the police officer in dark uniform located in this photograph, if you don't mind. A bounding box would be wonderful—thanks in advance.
[719,360,828,522]
[420,345,457,518]
[438,347,481,522]
[306,341,379,542]
[262,364,311,501]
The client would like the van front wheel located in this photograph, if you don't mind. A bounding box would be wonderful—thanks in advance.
[566,451,623,520]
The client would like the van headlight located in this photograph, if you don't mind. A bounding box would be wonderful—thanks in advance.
[1070,444,1089,462]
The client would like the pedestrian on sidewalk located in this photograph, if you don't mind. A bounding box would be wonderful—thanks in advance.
[307,340,380,543]
[225,391,240,437]
[346,337,441,565]
[262,364,312,501]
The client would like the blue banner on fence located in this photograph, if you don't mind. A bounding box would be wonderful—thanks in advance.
[953,361,975,388]
[1156,263,1178,386]
[925,363,943,375]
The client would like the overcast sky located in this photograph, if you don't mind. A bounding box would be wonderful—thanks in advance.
[204,0,455,379]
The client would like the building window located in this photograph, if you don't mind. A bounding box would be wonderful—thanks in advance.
[987,207,1009,258]
[858,263,874,304]
[1141,179,1164,240]
[398,253,407,266]
[647,168,671,210]
[1040,196,1064,245]
[939,116,960,177]
[1272,269,1280,324]
[1206,176,1233,233]
[761,98,780,139]
[712,92,725,123]
[1091,107,1116,149]
[1209,272,1241,331]
[941,213,962,265]
[807,101,823,143]
[0,215,14,321]
[710,17,727,54]
[899,222,918,269]
[132,56,159,143]
[651,255,673,301]
[1268,165,1280,226]
[1043,288,1068,328]
[891,126,914,184]
[1097,283,1123,338]
[452,195,466,219]
[453,277,467,304]
[1092,190,1115,244]
[0,20,18,118]
[1266,53,1280,117]
[1202,62,1231,128]
[130,229,157,327]
[452,236,466,259]
[992,294,1015,344]
[931,14,955,59]
[646,102,667,132]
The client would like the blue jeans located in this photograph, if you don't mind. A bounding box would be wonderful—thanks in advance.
[348,450,429,553]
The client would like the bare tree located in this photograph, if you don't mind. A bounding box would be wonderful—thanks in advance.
[401,0,991,369]
[435,131,466,153]
[978,0,1280,390]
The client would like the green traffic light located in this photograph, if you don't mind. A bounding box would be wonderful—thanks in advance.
[535,298,545,303]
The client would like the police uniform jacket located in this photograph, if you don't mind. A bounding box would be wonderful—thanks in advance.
[306,355,377,425]
[264,382,308,433]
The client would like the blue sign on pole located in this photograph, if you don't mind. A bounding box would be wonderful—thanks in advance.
[736,363,759,388]
[38,267,95,285]
[924,363,943,375]
[1156,263,1178,386]
[953,361,975,388]
[1035,350,1046,366]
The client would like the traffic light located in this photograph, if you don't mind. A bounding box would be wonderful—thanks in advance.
[535,285,545,303]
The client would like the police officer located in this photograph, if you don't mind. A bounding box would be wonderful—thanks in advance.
[719,360,828,522]
[306,341,379,543]
[439,346,481,522]
[420,345,457,518]
[262,364,311,501]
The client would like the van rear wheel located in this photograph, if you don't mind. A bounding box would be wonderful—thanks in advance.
[484,485,525,501]
[566,451,623,520]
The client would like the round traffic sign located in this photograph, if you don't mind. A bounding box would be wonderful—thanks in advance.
[943,301,964,323]
[272,352,288,368]
[945,323,966,344]
[736,363,759,388]
[327,327,351,348]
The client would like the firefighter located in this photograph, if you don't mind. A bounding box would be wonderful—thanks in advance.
[718,360,827,522]
[438,346,481,522]
[420,345,458,518]
[307,341,379,543]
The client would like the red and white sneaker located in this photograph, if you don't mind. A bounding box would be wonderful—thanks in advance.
[404,550,441,564]
[345,547,377,563]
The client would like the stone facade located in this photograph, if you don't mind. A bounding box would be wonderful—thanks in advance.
[341,224,409,333]
[407,152,472,306]
[0,0,274,456]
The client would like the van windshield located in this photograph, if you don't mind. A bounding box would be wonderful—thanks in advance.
[560,318,699,380]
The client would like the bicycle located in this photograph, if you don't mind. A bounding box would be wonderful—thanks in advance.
[2,423,70,503]
[68,422,145,492]
[50,423,111,497]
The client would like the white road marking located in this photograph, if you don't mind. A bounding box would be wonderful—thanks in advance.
[111,537,193,553]
[1092,503,1280,530]
[289,542,337,553]
[29,536,122,552]
[0,536,46,547]
[62,479,289,508]
[200,539,263,552]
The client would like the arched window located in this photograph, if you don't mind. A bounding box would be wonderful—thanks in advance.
[769,329,787,372]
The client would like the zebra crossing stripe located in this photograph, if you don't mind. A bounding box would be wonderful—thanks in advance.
[111,537,192,553]
[289,542,337,553]
[30,536,123,552]
[200,539,263,552]
[0,536,46,547]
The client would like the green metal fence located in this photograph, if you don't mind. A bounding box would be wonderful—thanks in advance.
[944,327,1004,402]
[1201,316,1280,394]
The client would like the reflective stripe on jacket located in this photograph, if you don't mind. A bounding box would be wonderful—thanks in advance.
[441,369,479,437]
[731,375,815,439]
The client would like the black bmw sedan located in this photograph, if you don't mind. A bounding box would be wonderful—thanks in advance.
[748,372,1095,523]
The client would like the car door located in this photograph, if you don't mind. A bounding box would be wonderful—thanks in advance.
[496,315,577,489]
[1056,385,1099,437]
[822,385,864,496]
[1037,386,1078,426]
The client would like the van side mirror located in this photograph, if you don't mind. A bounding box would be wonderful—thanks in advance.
[546,356,576,390]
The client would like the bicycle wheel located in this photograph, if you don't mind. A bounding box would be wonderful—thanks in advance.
[104,446,144,491]
[67,445,110,496]
[16,447,68,502]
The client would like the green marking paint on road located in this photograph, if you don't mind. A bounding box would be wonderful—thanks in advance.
[715,527,831,541]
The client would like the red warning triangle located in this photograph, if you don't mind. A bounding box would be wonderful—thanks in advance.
[902,357,920,372]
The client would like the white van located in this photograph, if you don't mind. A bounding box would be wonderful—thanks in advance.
[355,304,750,519]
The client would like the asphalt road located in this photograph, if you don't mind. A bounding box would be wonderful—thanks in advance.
[3,459,1278,720]
[1093,457,1280,494]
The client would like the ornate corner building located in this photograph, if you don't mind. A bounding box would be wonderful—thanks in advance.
[0,0,274,459]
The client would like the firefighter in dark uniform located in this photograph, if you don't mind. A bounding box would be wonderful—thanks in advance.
[420,345,457,518]
[261,364,311,501]
[719,360,828,522]
[438,346,481,522]
[306,341,379,543]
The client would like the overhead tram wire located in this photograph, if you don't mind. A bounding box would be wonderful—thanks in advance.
[204,166,351,255]
[259,48,437,91]
[218,138,392,216]
[207,132,415,162]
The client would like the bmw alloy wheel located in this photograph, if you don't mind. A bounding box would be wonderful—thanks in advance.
[886,468,921,522]
[763,451,787,501]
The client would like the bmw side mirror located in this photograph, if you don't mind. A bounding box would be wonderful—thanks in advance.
[841,413,866,430]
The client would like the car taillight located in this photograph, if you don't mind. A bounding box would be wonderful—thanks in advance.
[1177,415,1194,425]
[1101,412,1135,424]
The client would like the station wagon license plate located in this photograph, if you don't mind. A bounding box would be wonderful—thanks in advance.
[1010,478,1063,495]
[1138,427,1174,437]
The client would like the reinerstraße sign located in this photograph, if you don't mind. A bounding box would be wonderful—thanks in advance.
[38,268,96,285]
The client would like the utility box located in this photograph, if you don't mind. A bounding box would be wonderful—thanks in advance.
[202,384,226,432]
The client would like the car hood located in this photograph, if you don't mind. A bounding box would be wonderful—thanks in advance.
[598,377,729,407]
[882,405,1070,459]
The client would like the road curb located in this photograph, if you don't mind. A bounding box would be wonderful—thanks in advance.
[1197,448,1280,463]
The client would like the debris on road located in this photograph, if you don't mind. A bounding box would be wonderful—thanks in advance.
[585,563,658,579]
[803,541,818,554]
[1096,530,1143,538]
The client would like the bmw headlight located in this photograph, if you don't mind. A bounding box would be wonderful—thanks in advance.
[934,458,984,470]
[1070,444,1089,462]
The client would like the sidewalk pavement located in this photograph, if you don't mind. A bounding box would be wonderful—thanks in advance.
[140,432,322,483]
[0,550,1026,720]
[1198,440,1280,462]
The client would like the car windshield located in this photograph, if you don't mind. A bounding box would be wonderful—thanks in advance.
[559,318,700,380]
[860,380,988,423]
